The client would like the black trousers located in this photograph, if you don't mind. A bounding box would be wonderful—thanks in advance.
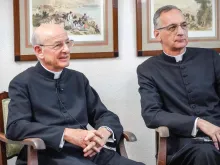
[167,140,220,165]
[90,148,145,165]
[16,146,145,165]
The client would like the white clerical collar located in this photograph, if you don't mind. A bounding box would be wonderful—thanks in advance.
[40,63,62,79]
[163,48,186,62]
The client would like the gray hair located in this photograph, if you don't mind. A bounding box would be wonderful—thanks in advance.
[153,5,182,29]
[31,30,41,46]
[31,28,43,59]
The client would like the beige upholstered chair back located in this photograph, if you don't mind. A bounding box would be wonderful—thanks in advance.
[2,98,23,158]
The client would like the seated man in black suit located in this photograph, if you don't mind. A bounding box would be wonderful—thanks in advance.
[6,23,144,165]
[137,5,220,165]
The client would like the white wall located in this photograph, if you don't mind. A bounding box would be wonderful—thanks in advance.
[0,0,155,164]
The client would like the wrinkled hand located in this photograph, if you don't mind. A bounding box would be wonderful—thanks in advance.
[83,127,112,157]
[64,128,97,149]
[197,118,220,150]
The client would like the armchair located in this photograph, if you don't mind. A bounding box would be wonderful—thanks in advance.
[0,91,137,165]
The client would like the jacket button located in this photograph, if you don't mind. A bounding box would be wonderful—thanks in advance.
[184,81,189,85]
[190,104,196,109]
[180,66,186,69]
[191,97,195,102]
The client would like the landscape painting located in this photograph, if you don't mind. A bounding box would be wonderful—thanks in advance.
[14,0,118,61]
[30,0,105,42]
[150,0,216,38]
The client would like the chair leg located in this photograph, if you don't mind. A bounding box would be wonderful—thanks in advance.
[0,142,7,165]
[27,146,38,165]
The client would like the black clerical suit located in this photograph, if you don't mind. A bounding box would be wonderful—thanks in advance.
[137,47,220,165]
[6,62,144,165]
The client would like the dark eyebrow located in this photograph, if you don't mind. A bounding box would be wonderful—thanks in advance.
[181,21,187,24]
[169,24,177,26]
[168,21,187,26]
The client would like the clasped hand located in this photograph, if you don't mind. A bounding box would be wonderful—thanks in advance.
[64,127,111,157]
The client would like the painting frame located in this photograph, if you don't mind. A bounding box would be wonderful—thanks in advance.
[136,0,220,57]
[13,0,118,61]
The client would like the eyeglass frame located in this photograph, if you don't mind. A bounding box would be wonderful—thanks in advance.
[38,39,74,50]
[156,22,189,33]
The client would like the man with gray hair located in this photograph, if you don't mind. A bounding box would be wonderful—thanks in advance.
[6,24,144,165]
[137,5,220,165]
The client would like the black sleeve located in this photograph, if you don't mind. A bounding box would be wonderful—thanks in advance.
[137,64,196,137]
[6,77,65,151]
[83,75,123,145]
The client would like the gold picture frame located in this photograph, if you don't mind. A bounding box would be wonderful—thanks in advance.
[136,0,220,56]
[13,0,118,61]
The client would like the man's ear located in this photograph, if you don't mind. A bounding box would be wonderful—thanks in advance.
[154,30,161,42]
[34,46,44,59]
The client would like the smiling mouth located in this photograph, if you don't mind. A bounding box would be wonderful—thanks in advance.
[176,39,186,42]
[59,56,69,60]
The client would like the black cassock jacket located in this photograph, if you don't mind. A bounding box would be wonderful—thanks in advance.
[137,47,220,156]
[6,62,123,165]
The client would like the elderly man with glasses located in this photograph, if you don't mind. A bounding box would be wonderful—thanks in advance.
[137,5,220,165]
[6,24,144,165]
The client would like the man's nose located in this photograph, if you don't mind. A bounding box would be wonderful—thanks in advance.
[176,25,185,35]
[62,43,70,52]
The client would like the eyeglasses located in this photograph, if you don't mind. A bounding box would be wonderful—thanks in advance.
[39,40,74,50]
[156,22,189,33]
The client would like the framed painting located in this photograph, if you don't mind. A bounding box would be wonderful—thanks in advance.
[136,0,220,56]
[13,0,118,61]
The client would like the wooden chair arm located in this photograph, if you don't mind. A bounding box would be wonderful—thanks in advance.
[118,131,137,158]
[123,131,137,142]
[155,126,169,165]
[0,132,46,150]
[156,126,170,138]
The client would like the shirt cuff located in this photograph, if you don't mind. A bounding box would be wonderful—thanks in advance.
[99,126,116,143]
[59,132,65,148]
[191,117,199,137]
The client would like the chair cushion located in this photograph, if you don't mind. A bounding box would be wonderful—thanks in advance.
[2,98,23,158]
